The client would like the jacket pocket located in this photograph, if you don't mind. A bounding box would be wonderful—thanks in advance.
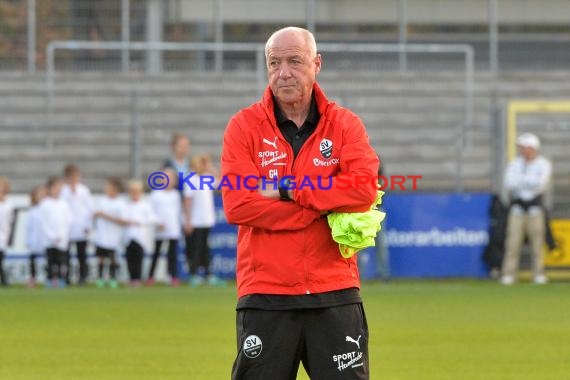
[249,228,304,287]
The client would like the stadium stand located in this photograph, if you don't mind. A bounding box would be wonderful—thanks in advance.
[1,70,569,216]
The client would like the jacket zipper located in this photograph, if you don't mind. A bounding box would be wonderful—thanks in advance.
[303,227,310,294]
[292,113,329,294]
[269,105,330,294]
[269,117,309,292]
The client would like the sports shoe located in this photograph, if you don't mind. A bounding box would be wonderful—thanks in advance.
[500,275,515,286]
[95,279,105,288]
[190,276,205,287]
[207,275,226,287]
[145,278,155,287]
[109,280,119,289]
[533,275,548,285]
[170,278,180,287]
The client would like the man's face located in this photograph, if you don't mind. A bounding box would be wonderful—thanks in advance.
[266,32,321,106]
[174,137,190,159]
[518,145,537,160]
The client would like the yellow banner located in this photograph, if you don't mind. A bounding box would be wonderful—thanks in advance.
[544,219,570,267]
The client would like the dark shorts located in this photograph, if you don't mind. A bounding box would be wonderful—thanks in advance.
[95,247,115,258]
[232,303,369,380]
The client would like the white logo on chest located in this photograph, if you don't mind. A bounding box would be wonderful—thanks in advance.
[263,137,278,149]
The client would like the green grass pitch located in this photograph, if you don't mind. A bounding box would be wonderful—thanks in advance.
[1,281,569,380]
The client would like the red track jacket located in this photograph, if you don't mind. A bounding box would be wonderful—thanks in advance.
[221,83,379,298]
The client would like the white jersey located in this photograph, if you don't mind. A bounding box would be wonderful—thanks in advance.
[124,199,156,253]
[39,197,72,251]
[150,190,182,240]
[60,183,94,242]
[26,205,44,254]
[504,155,552,202]
[0,199,14,251]
[93,196,127,251]
[183,175,216,228]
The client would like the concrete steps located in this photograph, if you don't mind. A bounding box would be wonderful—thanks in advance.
[0,70,569,213]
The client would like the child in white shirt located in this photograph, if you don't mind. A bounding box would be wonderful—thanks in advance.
[39,177,72,288]
[26,186,46,288]
[148,169,182,286]
[184,154,223,286]
[124,180,156,287]
[93,177,128,289]
[0,176,14,286]
[60,164,94,285]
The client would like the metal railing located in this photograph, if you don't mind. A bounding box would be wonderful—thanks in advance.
[3,0,568,73]
[46,40,474,116]
[46,41,267,102]
[45,40,474,192]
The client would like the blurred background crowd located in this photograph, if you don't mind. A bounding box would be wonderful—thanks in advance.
[1,0,569,285]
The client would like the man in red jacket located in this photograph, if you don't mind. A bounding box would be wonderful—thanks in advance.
[222,26,379,380]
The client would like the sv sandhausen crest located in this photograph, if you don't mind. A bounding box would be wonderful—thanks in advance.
[243,335,263,359]
[319,138,333,159]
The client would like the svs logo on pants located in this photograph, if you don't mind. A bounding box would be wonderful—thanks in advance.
[243,335,262,359]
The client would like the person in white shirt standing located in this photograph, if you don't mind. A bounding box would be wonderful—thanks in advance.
[124,180,156,287]
[184,154,222,286]
[60,164,94,285]
[148,169,182,286]
[0,176,14,286]
[93,177,128,289]
[26,185,46,288]
[501,133,552,285]
[39,177,72,288]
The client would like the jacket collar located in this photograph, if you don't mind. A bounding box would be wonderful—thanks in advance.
[262,82,331,127]
[273,93,319,126]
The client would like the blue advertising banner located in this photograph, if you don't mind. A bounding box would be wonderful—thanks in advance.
[383,193,491,278]
[4,193,491,282]
[208,194,238,279]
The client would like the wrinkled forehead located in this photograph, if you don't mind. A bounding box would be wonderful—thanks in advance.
[518,145,537,150]
[266,32,313,57]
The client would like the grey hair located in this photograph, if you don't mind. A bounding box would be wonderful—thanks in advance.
[265,26,317,58]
